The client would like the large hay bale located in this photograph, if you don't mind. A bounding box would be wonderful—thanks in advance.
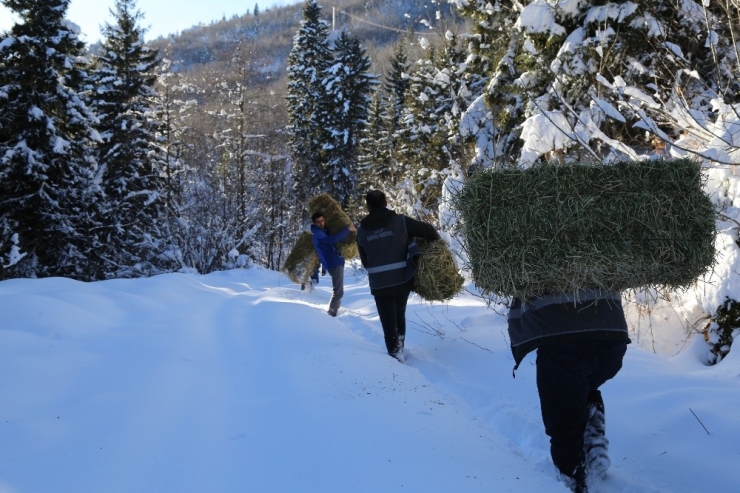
[307,193,358,259]
[413,238,465,302]
[454,158,717,299]
[282,231,320,285]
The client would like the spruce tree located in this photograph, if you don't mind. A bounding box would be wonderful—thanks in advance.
[357,43,413,195]
[321,30,378,209]
[0,0,101,279]
[383,42,412,141]
[286,0,332,205]
[395,34,477,220]
[87,0,169,278]
[452,1,732,165]
[357,90,388,191]
[381,42,412,185]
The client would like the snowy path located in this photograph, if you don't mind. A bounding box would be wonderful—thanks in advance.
[0,271,559,493]
[1,268,739,493]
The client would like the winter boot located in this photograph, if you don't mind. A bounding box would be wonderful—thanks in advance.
[583,390,610,479]
[398,334,405,352]
[573,463,588,493]
[561,464,588,493]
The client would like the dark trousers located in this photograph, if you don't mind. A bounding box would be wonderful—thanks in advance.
[536,340,627,478]
[374,288,411,354]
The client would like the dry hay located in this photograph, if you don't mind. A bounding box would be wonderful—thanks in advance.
[282,231,320,285]
[307,193,358,259]
[454,158,717,299]
[413,238,464,302]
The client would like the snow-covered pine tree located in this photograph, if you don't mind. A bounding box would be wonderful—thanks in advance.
[0,0,102,279]
[357,90,388,191]
[394,33,472,222]
[321,30,378,210]
[86,0,171,278]
[286,0,333,206]
[447,1,519,169]
[381,42,412,185]
[453,0,729,166]
[357,42,413,200]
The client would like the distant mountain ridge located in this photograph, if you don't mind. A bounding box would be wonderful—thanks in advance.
[147,0,464,77]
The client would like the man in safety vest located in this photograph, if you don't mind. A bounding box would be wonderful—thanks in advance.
[356,190,440,362]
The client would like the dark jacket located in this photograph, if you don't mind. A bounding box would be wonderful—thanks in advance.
[357,207,440,296]
[507,289,630,370]
[311,224,350,270]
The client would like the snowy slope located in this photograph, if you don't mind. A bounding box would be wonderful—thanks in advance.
[0,267,738,493]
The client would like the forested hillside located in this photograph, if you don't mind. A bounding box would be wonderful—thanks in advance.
[148,0,463,78]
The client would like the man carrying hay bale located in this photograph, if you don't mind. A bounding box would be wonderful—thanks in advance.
[508,293,629,493]
[456,158,715,493]
[311,211,356,317]
[357,190,440,362]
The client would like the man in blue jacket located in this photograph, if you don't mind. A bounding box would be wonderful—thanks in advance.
[311,211,356,317]
[508,291,630,492]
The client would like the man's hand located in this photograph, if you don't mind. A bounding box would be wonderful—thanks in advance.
[348,223,357,232]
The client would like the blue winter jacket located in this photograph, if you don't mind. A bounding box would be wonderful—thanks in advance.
[310,224,351,270]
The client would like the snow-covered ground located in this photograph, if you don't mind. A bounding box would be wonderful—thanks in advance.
[1,266,738,493]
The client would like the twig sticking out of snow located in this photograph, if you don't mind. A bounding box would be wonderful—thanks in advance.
[689,408,710,435]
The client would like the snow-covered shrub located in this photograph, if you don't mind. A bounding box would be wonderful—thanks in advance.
[705,297,740,364]
[0,232,27,280]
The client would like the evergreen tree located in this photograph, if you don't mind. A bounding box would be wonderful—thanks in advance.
[357,43,413,195]
[444,1,520,168]
[452,1,732,166]
[87,0,170,278]
[381,42,412,184]
[357,90,388,191]
[383,42,412,141]
[395,34,478,221]
[0,0,101,279]
[321,30,378,209]
[286,0,332,205]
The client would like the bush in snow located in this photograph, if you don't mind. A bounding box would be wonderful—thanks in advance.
[705,297,740,364]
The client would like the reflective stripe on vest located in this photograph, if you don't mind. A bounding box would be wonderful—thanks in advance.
[366,261,406,274]
[366,237,418,274]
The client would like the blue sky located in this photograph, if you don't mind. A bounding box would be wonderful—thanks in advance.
[0,0,295,43]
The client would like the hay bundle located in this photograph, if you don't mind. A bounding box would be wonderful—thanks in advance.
[282,231,320,285]
[454,158,716,299]
[413,238,464,302]
[307,193,358,259]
